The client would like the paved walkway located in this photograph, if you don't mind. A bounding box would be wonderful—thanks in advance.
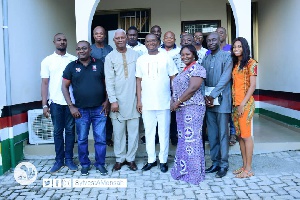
[1,150,300,199]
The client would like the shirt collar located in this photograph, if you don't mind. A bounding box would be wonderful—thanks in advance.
[53,51,69,57]
[161,43,177,49]
[75,56,96,64]
[127,41,142,48]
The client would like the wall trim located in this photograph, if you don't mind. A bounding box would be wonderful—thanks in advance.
[256,108,300,128]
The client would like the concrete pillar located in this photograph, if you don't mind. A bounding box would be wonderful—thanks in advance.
[228,0,252,45]
[75,0,100,42]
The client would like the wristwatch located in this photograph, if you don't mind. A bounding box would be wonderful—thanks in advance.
[42,105,48,109]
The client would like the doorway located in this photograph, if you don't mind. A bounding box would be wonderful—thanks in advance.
[91,14,119,44]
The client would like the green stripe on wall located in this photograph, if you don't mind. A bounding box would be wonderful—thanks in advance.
[0,132,28,175]
[14,132,29,164]
[1,139,10,175]
[257,108,300,128]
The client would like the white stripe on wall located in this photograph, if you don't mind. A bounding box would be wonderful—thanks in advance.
[0,127,10,141]
[0,122,28,141]
[13,122,28,137]
[259,102,300,120]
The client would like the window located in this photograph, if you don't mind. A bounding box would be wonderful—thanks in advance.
[181,20,221,35]
[120,10,150,44]
[181,20,221,48]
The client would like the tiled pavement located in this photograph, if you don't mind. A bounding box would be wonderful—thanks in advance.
[1,151,300,200]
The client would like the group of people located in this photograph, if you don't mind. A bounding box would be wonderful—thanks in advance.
[40,24,257,184]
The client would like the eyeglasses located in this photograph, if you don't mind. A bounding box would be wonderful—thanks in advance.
[194,36,203,39]
[76,46,88,51]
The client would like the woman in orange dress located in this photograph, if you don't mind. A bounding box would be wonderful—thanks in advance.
[231,37,257,178]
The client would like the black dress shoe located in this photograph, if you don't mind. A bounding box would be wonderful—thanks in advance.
[205,165,221,173]
[141,161,157,171]
[160,163,168,173]
[215,168,228,178]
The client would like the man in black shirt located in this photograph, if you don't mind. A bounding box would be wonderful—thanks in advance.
[62,40,109,176]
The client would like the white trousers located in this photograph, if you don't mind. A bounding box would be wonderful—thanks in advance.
[142,110,170,163]
[111,118,139,163]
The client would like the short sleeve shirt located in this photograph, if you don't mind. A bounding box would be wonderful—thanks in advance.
[62,58,106,108]
[126,42,148,56]
[136,51,178,110]
[173,63,206,106]
[232,58,258,106]
[40,52,77,105]
[158,46,181,58]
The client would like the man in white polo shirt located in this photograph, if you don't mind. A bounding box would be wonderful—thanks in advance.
[159,31,180,58]
[126,26,147,56]
[41,33,77,174]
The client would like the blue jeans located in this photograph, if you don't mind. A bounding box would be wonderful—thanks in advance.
[76,106,107,168]
[50,103,75,163]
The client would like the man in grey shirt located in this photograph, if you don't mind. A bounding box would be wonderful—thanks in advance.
[202,32,233,178]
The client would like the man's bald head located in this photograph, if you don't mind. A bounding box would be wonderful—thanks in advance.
[163,31,176,49]
[209,32,220,39]
[93,26,105,34]
[93,26,107,44]
[164,31,175,38]
[206,32,220,52]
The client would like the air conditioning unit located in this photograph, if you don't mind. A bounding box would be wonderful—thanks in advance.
[28,109,54,144]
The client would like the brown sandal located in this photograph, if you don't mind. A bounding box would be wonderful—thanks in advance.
[233,167,244,175]
[235,170,254,178]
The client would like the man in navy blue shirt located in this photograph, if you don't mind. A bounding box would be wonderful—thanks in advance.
[91,26,114,147]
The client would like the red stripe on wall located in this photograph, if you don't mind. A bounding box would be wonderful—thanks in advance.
[253,95,300,111]
[0,113,28,129]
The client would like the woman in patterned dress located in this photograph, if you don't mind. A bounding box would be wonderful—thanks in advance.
[170,45,206,185]
[231,37,257,178]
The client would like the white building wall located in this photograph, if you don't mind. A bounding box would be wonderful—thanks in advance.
[7,0,77,105]
[0,2,7,111]
[258,0,300,93]
[97,0,228,45]
[75,0,100,42]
